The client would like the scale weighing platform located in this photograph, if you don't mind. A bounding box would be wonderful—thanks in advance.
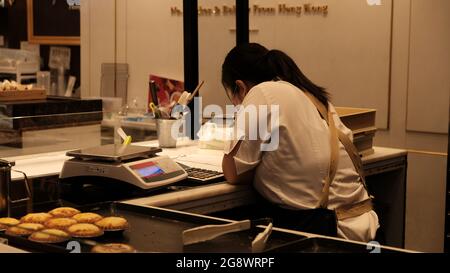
[60,144,188,190]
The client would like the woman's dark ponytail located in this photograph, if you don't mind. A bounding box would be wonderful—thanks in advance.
[264,49,330,108]
[222,43,329,108]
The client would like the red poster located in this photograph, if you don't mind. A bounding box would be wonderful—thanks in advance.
[149,75,184,111]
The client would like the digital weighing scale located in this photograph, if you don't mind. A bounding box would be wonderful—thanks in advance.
[60,144,188,190]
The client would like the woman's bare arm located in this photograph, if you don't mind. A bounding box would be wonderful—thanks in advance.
[222,141,255,184]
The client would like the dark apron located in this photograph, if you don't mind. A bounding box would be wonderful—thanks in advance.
[254,193,338,237]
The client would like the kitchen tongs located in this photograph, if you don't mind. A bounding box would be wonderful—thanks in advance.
[182,218,273,252]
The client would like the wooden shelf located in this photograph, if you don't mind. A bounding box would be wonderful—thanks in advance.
[0,89,46,102]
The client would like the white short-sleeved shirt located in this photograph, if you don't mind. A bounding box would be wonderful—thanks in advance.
[225,81,379,242]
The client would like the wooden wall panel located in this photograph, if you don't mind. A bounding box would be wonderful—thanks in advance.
[250,0,393,129]
[406,0,450,134]
[406,153,447,252]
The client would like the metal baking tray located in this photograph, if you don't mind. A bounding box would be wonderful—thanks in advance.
[267,237,401,253]
[0,202,305,253]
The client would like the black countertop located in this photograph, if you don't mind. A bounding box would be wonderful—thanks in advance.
[0,97,103,131]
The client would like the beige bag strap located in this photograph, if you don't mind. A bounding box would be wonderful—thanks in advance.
[304,93,340,208]
[304,92,370,208]
[336,130,370,192]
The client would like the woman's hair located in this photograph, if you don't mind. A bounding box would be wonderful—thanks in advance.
[222,43,330,107]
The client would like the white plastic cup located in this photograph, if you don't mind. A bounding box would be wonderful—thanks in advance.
[36,71,51,94]
[156,119,179,148]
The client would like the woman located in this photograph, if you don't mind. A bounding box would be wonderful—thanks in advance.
[221,43,379,242]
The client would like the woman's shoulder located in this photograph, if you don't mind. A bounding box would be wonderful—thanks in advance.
[250,80,302,96]
[254,80,296,89]
[243,82,308,110]
[253,80,311,102]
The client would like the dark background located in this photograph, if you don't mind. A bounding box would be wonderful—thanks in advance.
[0,0,81,89]
[33,0,80,36]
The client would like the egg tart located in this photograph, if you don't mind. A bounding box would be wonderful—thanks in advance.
[29,229,71,244]
[0,217,20,231]
[21,213,53,224]
[95,217,129,231]
[6,223,44,236]
[49,207,81,218]
[44,218,78,230]
[67,223,104,238]
[72,212,103,224]
[91,243,136,253]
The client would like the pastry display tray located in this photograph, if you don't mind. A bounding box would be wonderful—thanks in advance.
[0,89,46,102]
[0,202,304,253]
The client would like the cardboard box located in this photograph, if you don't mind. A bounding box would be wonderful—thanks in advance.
[336,107,377,156]
[353,127,377,156]
[335,107,376,132]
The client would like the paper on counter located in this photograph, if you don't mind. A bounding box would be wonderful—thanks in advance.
[175,153,223,172]
[126,138,224,171]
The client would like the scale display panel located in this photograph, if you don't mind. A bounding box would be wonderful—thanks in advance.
[130,161,165,179]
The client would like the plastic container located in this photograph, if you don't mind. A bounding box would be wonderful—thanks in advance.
[36,71,51,95]
[156,119,180,148]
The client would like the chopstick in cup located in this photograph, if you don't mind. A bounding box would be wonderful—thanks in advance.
[188,80,205,102]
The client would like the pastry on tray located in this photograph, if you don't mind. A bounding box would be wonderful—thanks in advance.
[91,243,136,253]
[67,223,104,238]
[95,216,129,231]
[72,212,103,224]
[49,207,81,218]
[0,80,34,92]
[0,217,20,231]
[20,213,53,224]
[6,223,44,236]
[29,229,71,244]
[44,218,78,230]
